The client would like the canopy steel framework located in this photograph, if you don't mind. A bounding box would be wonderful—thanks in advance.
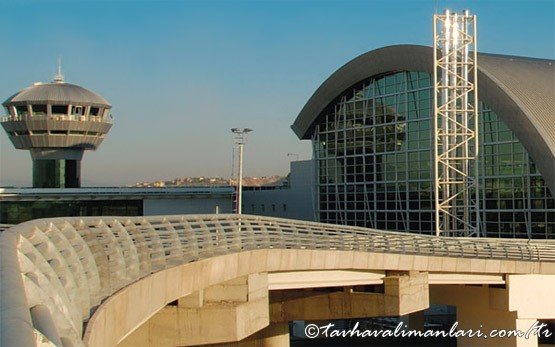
[433,10,480,237]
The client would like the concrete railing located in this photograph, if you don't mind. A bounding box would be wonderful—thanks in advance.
[0,223,14,231]
[1,214,555,346]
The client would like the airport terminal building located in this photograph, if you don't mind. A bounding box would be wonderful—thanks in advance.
[292,45,554,239]
[1,45,554,239]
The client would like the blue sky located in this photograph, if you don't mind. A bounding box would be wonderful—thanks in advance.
[1,0,554,186]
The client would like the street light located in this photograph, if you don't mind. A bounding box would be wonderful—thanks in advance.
[231,128,253,214]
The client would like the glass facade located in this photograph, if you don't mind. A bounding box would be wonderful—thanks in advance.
[0,200,143,225]
[33,159,81,188]
[313,71,554,238]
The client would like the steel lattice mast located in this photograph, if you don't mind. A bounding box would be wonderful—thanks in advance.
[433,10,480,237]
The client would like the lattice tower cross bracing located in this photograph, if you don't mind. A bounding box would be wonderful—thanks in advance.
[433,10,480,237]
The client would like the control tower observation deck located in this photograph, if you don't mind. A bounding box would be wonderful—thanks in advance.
[1,72,112,188]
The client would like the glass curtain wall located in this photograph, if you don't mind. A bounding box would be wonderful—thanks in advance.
[0,200,143,225]
[312,71,554,238]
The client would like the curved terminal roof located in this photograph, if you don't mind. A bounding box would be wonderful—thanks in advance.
[3,82,111,107]
[292,44,555,194]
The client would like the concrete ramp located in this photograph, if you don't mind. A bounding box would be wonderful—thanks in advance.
[1,214,554,346]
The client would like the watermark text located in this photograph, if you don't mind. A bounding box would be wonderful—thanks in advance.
[304,321,552,340]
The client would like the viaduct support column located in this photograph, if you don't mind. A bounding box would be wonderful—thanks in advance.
[431,275,555,347]
[207,323,289,347]
[119,273,270,347]
[270,271,429,322]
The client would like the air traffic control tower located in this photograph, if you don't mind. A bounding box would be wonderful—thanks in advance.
[1,70,112,188]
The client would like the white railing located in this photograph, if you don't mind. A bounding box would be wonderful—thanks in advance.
[1,214,554,346]
[1,114,112,123]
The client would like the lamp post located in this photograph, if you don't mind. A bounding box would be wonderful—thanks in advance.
[231,128,253,214]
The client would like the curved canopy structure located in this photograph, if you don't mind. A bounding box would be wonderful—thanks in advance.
[3,82,111,108]
[1,214,555,346]
[292,45,555,193]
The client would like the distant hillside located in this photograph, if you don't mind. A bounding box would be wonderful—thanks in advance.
[133,175,286,188]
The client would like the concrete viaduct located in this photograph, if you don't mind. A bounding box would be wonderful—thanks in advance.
[1,214,554,347]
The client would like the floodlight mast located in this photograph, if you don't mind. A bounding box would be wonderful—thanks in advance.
[433,10,480,237]
[231,128,253,214]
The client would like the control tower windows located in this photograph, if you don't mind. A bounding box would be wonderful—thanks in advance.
[72,106,83,116]
[32,105,47,116]
[52,105,68,115]
[15,105,28,117]
[90,107,99,116]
